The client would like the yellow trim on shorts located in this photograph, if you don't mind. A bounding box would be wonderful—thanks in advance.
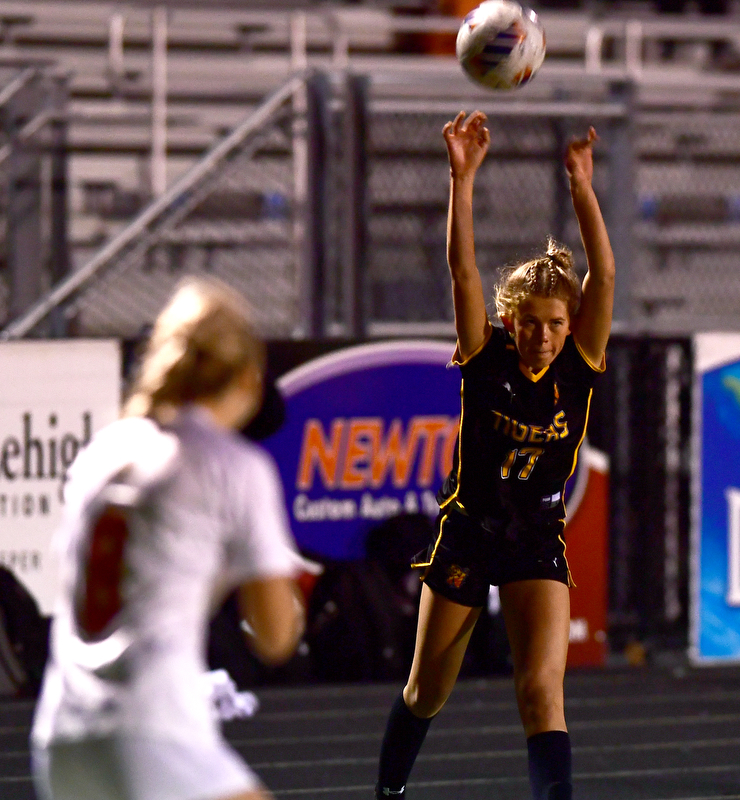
[559,389,593,590]
[558,533,576,588]
[411,512,449,578]
[439,376,467,513]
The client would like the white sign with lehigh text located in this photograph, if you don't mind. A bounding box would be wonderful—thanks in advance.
[0,340,121,614]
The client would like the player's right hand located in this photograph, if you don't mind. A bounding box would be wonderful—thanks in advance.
[443,110,491,180]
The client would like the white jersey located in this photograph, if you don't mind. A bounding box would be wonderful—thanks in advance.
[32,408,303,750]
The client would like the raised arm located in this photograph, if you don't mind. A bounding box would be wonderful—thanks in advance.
[444,110,492,360]
[567,127,615,368]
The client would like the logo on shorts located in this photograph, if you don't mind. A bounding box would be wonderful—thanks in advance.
[446,564,469,589]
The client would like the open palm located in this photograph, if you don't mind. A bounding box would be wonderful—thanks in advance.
[443,110,491,179]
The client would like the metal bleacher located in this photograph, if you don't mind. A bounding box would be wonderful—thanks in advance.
[2,0,740,337]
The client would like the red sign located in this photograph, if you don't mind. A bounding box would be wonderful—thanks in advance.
[564,445,609,668]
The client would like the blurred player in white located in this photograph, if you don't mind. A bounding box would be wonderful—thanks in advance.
[31,277,308,800]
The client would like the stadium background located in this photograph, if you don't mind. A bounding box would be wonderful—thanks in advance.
[0,1,739,796]
[0,0,727,673]
[0,0,740,800]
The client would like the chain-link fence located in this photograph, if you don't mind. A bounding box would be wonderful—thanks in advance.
[588,335,693,653]
[6,67,740,339]
[363,96,740,335]
[0,67,68,331]
[70,124,299,340]
[633,110,740,331]
[0,75,308,340]
[311,75,632,337]
[364,110,619,330]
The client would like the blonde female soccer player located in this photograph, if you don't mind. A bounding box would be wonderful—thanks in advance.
[375,111,615,800]
[32,277,308,800]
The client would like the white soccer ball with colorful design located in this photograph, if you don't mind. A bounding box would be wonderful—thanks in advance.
[456,0,546,91]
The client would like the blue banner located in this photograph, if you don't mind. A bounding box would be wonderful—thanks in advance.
[693,334,740,663]
[263,341,459,560]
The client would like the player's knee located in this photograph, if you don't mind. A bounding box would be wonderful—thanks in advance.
[403,680,448,719]
[514,667,564,727]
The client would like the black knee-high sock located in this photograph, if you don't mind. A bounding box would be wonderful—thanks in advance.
[376,692,435,798]
[526,730,572,800]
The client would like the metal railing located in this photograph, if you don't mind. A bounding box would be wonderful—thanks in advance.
[1,74,305,340]
[4,5,740,338]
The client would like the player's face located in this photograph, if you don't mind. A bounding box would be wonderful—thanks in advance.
[507,295,571,373]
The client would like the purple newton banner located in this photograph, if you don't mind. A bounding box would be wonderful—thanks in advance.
[263,340,460,560]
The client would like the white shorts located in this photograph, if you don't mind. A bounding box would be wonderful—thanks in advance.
[32,733,263,800]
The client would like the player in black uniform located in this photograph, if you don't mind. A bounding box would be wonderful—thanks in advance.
[375,111,614,800]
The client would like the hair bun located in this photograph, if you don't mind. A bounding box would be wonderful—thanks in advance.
[545,236,573,271]
[494,236,581,320]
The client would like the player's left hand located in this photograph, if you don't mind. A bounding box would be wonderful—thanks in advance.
[565,126,597,187]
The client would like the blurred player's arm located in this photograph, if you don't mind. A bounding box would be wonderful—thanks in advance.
[567,127,615,368]
[444,110,492,360]
[237,577,305,666]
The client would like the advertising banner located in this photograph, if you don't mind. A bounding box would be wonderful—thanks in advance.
[267,340,461,560]
[692,333,740,663]
[0,340,121,614]
[264,339,609,667]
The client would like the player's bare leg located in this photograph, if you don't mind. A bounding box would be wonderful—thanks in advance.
[404,583,483,717]
[500,579,572,799]
[375,584,482,798]
[500,579,569,733]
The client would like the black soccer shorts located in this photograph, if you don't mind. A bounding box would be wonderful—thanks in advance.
[414,507,571,608]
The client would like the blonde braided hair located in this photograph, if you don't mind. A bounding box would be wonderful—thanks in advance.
[493,237,581,320]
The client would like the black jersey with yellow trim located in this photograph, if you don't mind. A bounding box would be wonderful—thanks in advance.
[437,325,604,538]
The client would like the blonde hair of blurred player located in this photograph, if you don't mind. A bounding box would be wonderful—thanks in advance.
[124,276,266,430]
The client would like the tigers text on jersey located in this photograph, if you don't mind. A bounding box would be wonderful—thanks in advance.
[438,326,604,537]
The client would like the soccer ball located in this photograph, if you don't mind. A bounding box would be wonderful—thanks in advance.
[456,0,546,91]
